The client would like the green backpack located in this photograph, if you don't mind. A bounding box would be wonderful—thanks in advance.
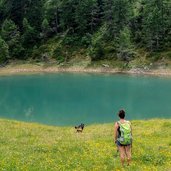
[117,121,132,145]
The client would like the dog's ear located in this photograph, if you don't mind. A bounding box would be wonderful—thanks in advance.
[80,123,84,127]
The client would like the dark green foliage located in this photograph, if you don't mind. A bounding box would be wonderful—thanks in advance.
[32,45,50,61]
[167,52,171,59]
[41,18,51,40]
[62,35,82,46]
[1,19,23,59]
[0,0,44,30]
[0,0,170,62]
[1,0,27,27]
[59,1,76,33]
[141,0,171,51]
[0,36,9,63]
[81,33,92,47]
[25,0,44,32]
[43,0,61,34]
[22,18,38,48]
[90,43,105,61]
[53,46,66,63]
[103,0,133,39]
[117,27,136,61]
[74,0,100,34]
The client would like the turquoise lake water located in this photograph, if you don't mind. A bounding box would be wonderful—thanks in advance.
[0,73,171,126]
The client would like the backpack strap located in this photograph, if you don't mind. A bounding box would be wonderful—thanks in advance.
[118,120,130,125]
[118,120,131,129]
[117,121,121,137]
[117,121,121,126]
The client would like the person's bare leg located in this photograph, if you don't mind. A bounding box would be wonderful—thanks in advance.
[118,146,126,166]
[125,145,131,166]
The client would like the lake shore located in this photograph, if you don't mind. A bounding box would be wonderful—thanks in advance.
[1,63,171,76]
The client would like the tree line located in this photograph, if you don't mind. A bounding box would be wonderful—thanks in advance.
[0,0,171,63]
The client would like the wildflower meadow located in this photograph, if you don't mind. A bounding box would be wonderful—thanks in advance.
[0,119,170,171]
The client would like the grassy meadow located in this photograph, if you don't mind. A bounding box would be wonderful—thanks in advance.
[0,119,170,171]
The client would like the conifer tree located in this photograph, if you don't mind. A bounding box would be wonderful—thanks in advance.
[0,36,9,63]
[142,0,171,51]
[41,18,51,40]
[22,18,37,48]
[103,0,133,39]
[43,0,62,34]
[89,0,100,32]
[1,19,23,58]
[117,27,135,61]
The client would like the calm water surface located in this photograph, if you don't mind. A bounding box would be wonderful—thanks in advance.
[0,73,171,126]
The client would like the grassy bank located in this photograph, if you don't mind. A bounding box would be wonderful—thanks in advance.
[0,119,170,170]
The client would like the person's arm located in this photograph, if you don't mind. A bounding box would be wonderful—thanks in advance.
[130,122,132,141]
[114,122,119,143]
[129,121,132,137]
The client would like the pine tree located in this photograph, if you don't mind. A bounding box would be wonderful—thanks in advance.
[142,0,171,51]
[59,0,100,34]
[41,18,51,40]
[74,0,88,33]
[25,0,44,32]
[43,0,62,34]
[117,27,135,61]
[0,36,9,63]
[103,0,133,39]
[89,0,100,32]
[22,18,38,48]
[59,0,76,33]
[1,19,23,58]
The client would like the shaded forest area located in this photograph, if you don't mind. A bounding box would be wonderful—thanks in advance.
[0,0,171,65]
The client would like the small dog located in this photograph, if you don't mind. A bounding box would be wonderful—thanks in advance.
[75,123,84,133]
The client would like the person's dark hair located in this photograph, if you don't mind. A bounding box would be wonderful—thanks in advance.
[118,109,125,119]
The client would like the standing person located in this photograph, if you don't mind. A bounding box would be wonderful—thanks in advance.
[114,109,132,167]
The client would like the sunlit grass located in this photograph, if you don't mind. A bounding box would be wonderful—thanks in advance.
[0,119,170,170]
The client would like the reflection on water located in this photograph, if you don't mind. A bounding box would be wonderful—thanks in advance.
[24,106,33,118]
[0,73,171,126]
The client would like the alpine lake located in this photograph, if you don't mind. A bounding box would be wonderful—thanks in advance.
[0,73,171,126]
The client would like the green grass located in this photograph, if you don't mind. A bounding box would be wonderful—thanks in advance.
[0,119,171,171]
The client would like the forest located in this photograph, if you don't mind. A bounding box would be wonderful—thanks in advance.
[0,0,171,65]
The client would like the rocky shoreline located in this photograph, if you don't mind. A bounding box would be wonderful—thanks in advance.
[0,64,171,76]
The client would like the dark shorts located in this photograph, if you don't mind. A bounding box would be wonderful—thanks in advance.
[116,140,131,147]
